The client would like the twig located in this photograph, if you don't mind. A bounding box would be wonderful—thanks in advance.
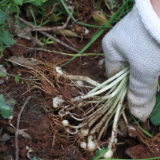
[104,0,114,15]
[27,7,74,32]
[15,96,32,160]
[16,44,103,56]
[18,17,79,53]
[44,1,60,19]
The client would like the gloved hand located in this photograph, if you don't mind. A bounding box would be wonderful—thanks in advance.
[102,0,160,122]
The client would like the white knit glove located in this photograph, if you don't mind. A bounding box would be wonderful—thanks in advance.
[102,0,160,122]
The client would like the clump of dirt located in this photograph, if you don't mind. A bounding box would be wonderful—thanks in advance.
[49,145,86,160]
[7,38,34,56]
[127,125,160,159]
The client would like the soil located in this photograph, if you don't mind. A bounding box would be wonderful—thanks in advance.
[1,0,160,160]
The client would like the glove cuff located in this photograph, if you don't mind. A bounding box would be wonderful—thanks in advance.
[135,0,160,44]
[128,89,156,122]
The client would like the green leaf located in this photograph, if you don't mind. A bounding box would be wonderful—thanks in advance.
[0,94,13,118]
[0,9,9,25]
[13,0,23,5]
[8,5,18,14]
[92,147,109,160]
[150,91,160,126]
[0,26,5,37]
[0,0,9,5]
[31,0,43,6]
[23,0,34,2]
[15,76,19,83]
[0,73,4,78]
[0,28,15,46]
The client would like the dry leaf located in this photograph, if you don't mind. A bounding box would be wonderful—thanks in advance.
[53,29,81,38]
[7,16,43,46]
[8,56,36,67]
[92,11,108,25]
[0,133,11,142]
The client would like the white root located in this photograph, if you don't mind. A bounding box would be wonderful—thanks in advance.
[67,75,100,87]
[26,146,34,160]
[55,66,100,86]
[59,109,84,121]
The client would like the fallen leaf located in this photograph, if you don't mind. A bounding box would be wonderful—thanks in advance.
[92,11,108,25]
[8,55,36,67]
[53,29,81,38]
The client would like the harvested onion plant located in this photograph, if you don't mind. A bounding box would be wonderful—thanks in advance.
[54,66,129,158]
[23,61,130,158]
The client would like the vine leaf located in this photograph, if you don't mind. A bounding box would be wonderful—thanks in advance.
[0,9,9,25]
[0,28,15,46]
[0,94,13,118]
[13,0,23,5]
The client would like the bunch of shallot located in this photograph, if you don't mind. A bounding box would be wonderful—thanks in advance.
[52,66,129,158]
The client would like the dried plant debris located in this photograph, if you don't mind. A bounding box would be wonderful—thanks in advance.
[7,15,43,46]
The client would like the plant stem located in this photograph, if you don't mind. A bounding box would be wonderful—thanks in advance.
[60,0,105,28]
[107,85,127,150]
[88,67,129,94]
[129,111,153,138]
[98,109,115,140]
[70,69,129,102]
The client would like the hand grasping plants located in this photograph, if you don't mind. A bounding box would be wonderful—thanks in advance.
[102,0,160,122]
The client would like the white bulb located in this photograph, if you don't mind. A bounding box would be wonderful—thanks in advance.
[114,138,118,143]
[80,142,87,149]
[56,67,63,76]
[76,81,84,86]
[62,120,69,126]
[83,27,89,35]
[88,141,96,151]
[52,96,64,108]
[80,128,89,137]
[103,149,113,158]
[87,136,96,151]
[8,115,13,120]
